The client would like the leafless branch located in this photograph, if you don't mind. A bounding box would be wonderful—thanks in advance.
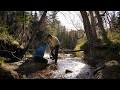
[0,50,21,61]
[76,12,83,22]
[100,11,107,16]
[94,11,107,18]
[0,50,16,53]
[79,32,85,39]
[59,11,69,22]
[68,11,80,30]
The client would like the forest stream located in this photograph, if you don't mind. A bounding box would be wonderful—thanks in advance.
[1,11,120,79]
[11,53,95,79]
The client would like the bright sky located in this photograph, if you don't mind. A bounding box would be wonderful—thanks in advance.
[30,11,84,30]
[56,11,119,30]
[31,11,118,30]
[57,11,84,30]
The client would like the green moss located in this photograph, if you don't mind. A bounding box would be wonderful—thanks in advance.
[12,40,19,45]
[76,38,120,60]
[0,32,24,49]
[91,43,120,59]
[108,30,120,44]
[74,41,87,57]
[74,41,87,50]
[0,57,5,66]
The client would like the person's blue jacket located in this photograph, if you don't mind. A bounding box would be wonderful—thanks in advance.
[33,42,48,57]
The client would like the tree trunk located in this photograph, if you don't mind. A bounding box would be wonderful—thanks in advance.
[80,11,94,43]
[19,11,47,59]
[106,11,112,29]
[95,11,110,43]
[89,11,97,40]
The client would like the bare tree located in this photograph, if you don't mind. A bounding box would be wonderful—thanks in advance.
[80,11,94,43]
[105,11,112,29]
[95,11,110,43]
[89,11,97,40]
[19,11,47,59]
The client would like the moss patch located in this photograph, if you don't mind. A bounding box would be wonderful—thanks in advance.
[74,41,87,57]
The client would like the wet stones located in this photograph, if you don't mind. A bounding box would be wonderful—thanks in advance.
[65,69,73,74]
[94,60,120,79]
[95,65,120,79]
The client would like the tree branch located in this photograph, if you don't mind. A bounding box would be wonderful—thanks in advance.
[0,50,21,61]
[100,11,107,16]
[68,11,80,30]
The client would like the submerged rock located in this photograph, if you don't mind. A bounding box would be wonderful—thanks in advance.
[65,69,73,74]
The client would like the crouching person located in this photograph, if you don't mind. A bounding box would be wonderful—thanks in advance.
[47,34,60,64]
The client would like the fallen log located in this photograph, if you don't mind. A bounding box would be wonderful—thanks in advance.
[59,50,83,53]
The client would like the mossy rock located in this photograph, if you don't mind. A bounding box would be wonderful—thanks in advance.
[95,65,120,79]
[0,64,19,79]
[95,60,119,68]
[16,59,49,75]
[83,54,100,67]
[85,60,98,67]
[33,56,48,64]
[105,60,119,67]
